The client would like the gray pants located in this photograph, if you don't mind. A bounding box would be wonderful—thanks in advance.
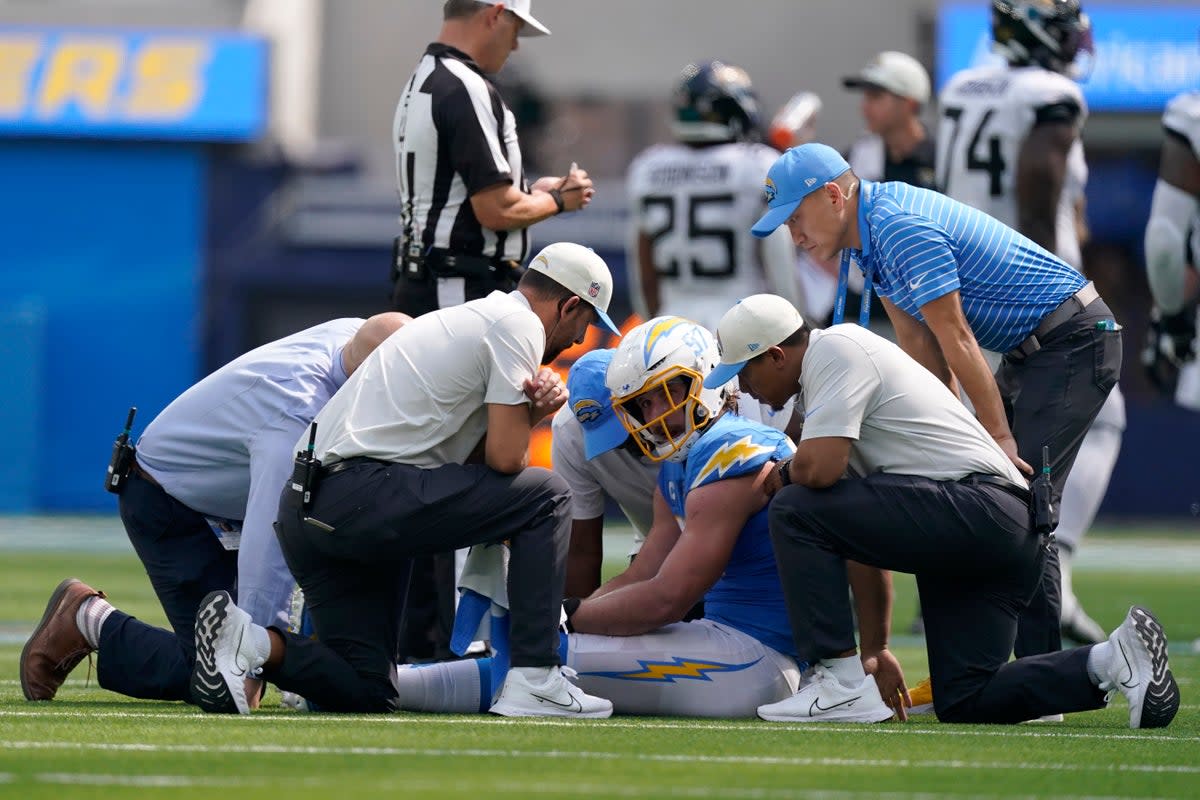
[996,298,1122,658]
[271,458,571,713]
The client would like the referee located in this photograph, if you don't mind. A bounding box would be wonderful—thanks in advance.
[391,0,595,314]
[750,143,1122,660]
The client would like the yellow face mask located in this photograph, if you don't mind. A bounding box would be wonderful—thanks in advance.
[611,366,711,462]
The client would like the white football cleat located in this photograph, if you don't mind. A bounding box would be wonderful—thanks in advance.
[190,591,262,715]
[1101,606,1180,729]
[757,666,895,723]
[489,666,613,719]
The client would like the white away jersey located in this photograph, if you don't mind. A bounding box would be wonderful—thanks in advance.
[627,142,780,329]
[937,65,1087,265]
[1164,90,1200,160]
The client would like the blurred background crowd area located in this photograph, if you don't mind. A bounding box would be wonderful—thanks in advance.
[1,0,1197,521]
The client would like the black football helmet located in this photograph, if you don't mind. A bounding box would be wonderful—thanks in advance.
[673,61,762,144]
[991,0,1093,77]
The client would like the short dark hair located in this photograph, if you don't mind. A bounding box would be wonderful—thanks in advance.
[519,268,577,304]
[777,321,813,349]
[444,0,487,21]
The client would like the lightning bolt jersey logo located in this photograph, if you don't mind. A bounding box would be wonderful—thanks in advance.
[690,435,775,489]
[577,656,762,683]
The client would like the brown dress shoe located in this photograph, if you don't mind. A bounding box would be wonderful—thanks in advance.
[20,578,105,701]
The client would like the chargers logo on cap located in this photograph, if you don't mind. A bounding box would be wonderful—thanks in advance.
[535,254,550,270]
[763,177,777,203]
[573,398,603,424]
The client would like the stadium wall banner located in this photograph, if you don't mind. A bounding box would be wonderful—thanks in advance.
[0,27,267,141]
[936,3,1200,113]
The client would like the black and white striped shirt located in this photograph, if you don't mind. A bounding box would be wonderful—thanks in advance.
[393,43,528,263]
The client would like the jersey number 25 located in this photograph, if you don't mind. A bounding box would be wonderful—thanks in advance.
[642,193,736,278]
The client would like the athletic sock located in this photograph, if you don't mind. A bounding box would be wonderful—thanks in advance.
[247,624,272,674]
[1086,641,1113,687]
[75,596,115,649]
[512,665,556,685]
[823,655,867,689]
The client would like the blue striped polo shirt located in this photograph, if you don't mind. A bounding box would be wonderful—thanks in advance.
[854,180,1085,353]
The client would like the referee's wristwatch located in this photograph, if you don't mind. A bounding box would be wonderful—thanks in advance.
[777,458,793,487]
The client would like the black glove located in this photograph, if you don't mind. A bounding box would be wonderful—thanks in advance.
[560,597,581,633]
[1142,307,1198,394]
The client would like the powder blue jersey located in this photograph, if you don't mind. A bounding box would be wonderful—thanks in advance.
[658,413,796,657]
[855,179,1085,353]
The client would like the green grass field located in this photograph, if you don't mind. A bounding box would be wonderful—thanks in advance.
[0,519,1197,799]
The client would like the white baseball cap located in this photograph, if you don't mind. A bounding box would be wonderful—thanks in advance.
[703,294,805,388]
[842,51,930,105]
[476,0,551,37]
[526,242,621,335]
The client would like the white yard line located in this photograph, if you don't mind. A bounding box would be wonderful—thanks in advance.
[1,740,1197,775]
[4,773,1172,800]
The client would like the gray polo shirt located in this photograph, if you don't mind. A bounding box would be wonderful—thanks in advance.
[799,325,1026,485]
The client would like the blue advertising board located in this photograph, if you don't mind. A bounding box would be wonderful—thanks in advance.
[0,27,267,141]
[936,4,1200,112]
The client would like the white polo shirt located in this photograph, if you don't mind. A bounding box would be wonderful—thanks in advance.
[551,410,658,554]
[798,325,1026,485]
[312,291,543,467]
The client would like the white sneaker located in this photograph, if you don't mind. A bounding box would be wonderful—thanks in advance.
[1101,606,1180,729]
[489,666,613,719]
[190,591,263,715]
[757,666,895,723]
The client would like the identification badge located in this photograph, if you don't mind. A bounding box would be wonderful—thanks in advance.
[205,517,242,551]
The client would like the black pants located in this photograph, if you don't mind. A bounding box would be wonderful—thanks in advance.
[390,269,518,663]
[390,272,518,317]
[271,458,571,713]
[768,472,1108,724]
[997,299,1122,658]
[105,469,237,701]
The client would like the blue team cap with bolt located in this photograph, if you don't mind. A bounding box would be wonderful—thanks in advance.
[566,348,628,460]
[751,143,852,238]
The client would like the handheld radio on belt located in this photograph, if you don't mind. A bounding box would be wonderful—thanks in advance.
[289,422,322,510]
[1032,445,1055,535]
[104,406,138,495]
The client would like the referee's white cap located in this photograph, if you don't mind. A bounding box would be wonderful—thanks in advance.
[478,0,551,37]
[527,242,621,335]
[704,294,805,389]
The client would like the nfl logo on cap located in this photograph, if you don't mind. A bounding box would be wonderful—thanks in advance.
[588,281,600,298]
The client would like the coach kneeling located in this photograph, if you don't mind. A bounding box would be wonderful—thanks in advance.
[705,294,1179,728]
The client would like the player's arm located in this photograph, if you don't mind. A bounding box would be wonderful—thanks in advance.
[1015,108,1078,252]
[633,232,660,319]
[848,562,909,719]
[880,296,954,388]
[918,292,1030,475]
[587,487,680,599]
[570,470,768,635]
[565,516,604,598]
[759,226,805,311]
[1146,134,1200,314]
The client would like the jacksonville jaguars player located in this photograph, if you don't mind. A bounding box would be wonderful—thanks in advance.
[1144,89,1200,411]
[937,0,1116,646]
[626,62,801,330]
[391,318,895,719]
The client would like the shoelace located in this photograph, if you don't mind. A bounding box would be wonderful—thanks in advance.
[560,665,580,682]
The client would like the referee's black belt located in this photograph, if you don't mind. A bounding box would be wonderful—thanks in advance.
[425,248,523,281]
[957,472,1031,504]
[1007,281,1100,360]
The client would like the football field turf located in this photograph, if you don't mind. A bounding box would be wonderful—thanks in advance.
[0,517,1197,799]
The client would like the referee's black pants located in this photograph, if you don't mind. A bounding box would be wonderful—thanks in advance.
[996,299,1122,658]
[768,472,1108,724]
[270,458,571,713]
